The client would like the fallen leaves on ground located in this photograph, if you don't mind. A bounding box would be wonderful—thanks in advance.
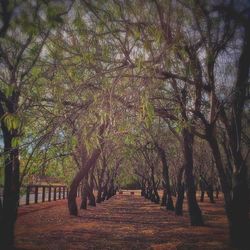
[15,193,234,250]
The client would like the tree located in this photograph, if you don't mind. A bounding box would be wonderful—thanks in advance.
[0,1,71,247]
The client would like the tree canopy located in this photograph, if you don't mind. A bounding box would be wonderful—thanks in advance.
[0,0,249,249]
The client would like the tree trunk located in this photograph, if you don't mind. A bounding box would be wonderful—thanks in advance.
[175,166,185,216]
[141,180,146,197]
[207,132,250,247]
[144,182,150,199]
[156,144,174,210]
[216,188,219,199]
[68,174,82,215]
[101,184,108,201]
[161,189,167,206]
[88,173,96,206]
[182,128,203,226]
[227,21,250,249]
[107,180,114,200]
[80,178,88,209]
[208,135,232,203]
[88,189,96,206]
[199,177,206,202]
[68,148,101,216]
[207,184,215,203]
[175,183,185,216]
[0,122,20,249]
[200,191,205,202]
[150,168,160,204]
[96,186,102,203]
[96,156,106,203]
[228,169,250,249]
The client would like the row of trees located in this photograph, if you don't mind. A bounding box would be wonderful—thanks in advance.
[0,0,249,249]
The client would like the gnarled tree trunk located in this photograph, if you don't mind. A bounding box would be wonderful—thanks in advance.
[150,167,160,204]
[0,102,20,249]
[156,144,174,210]
[175,166,185,216]
[68,148,101,216]
[182,128,203,226]
[88,171,96,206]
[80,177,88,209]
[96,156,107,203]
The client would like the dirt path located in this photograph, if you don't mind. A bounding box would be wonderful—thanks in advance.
[15,194,233,250]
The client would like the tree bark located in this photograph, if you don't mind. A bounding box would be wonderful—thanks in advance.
[207,135,232,209]
[150,167,160,204]
[96,156,106,203]
[88,171,96,206]
[101,183,108,201]
[229,170,249,249]
[182,128,203,226]
[207,132,249,247]
[0,106,20,249]
[175,166,185,216]
[80,177,88,209]
[227,22,250,248]
[141,179,146,197]
[207,184,215,203]
[161,189,167,206]
[68,148,101,216]
[156,144,174,210]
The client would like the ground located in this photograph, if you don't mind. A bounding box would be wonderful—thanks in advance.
[15,192,234,250]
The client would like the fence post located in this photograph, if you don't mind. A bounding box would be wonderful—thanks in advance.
[26,186,30,205]
[42,186,45,202]
[48,186,51,202]
[59,186,61,200]
[34,186,38,203]
[53,187,57,201]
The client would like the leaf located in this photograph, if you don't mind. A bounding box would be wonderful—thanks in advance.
[11,137,20,148]
[145,102,155,128]
[19,12,39,35]
[124,134,135,145]
[2,113,21,131]
[46,5,64,28]
[31,67,41,78]
[3,85,14,97]
[29,44,40,57]
[73,11,84,30]
[175,123,182,134]
[71,136,77,147]
[134,28,141,40]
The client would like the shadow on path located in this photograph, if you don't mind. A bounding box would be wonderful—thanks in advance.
[15,194,233,250]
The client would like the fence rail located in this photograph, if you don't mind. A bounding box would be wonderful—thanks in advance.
[19,185,81,206]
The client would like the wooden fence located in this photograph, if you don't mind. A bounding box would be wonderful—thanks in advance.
[21,185,81,206]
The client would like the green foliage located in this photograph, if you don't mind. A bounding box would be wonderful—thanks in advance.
[46,5,64,28]
[11,137,20,148]
[140,94,155,128]
[16,8,38,35]
[2,113,21,131]
[2,85,14,98]
[117,163,139,189]
[124,134,135,146]
[0,0,241,201]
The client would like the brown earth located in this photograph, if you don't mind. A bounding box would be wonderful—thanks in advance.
[15,192,235,250]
